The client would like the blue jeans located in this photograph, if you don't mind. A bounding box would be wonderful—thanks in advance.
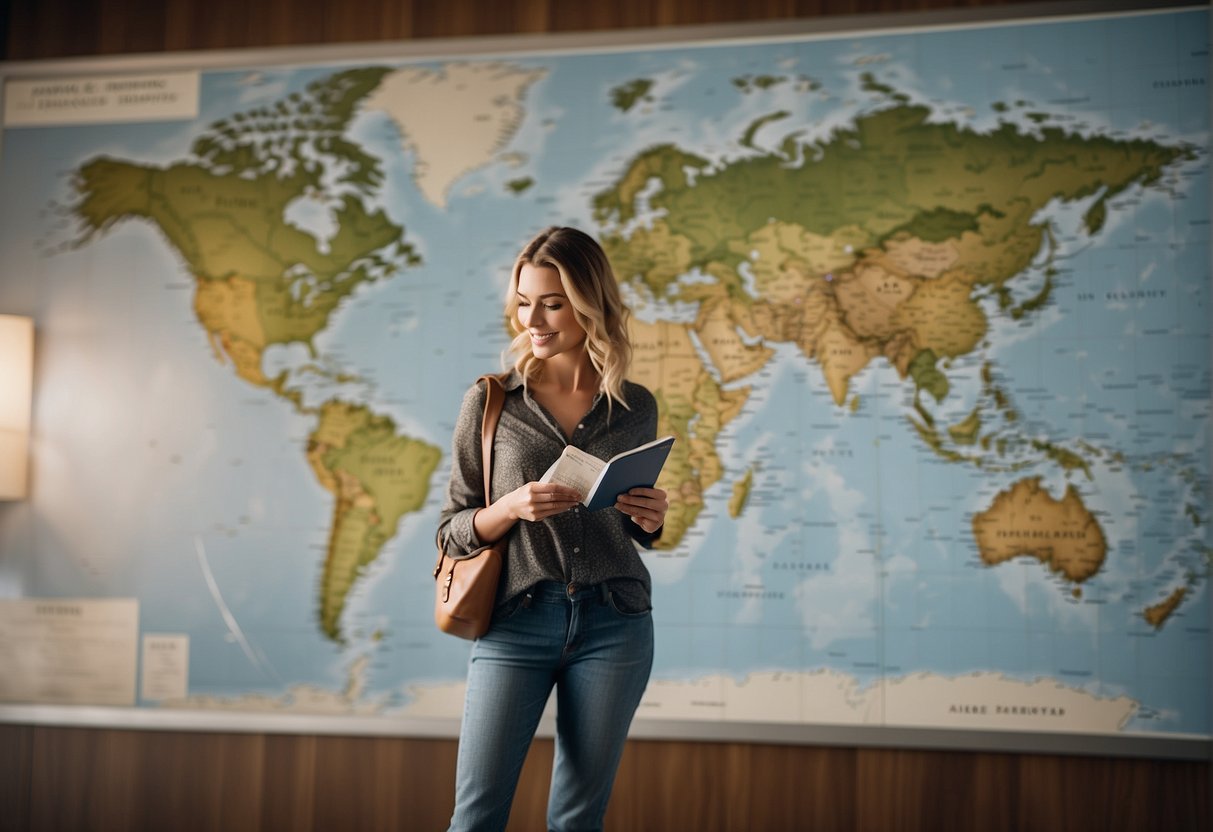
[448,581,654,832]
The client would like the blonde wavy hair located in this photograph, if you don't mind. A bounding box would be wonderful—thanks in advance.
[504,226,633,409]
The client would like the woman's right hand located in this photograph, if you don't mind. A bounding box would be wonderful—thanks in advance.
[473,482,582,543]
[504,482,583,522]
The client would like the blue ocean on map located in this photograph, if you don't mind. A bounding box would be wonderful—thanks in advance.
[0,7,1208,739]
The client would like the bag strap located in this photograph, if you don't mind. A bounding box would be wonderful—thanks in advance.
[478,373,507,505]
[434,374,508,574]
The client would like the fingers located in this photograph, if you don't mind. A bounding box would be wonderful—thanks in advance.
[536,483,582,502]
[513,482,581,521]
[616,487,667,511]
[616,487,668,532]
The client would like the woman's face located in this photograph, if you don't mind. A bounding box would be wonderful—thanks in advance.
[515,262,587,360]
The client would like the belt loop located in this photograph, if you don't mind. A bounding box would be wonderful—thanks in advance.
[599,584,610,605]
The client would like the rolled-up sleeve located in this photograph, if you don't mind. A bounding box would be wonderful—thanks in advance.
[437,382,487,558]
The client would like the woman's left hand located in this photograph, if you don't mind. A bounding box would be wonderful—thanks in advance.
[616,487,668,534]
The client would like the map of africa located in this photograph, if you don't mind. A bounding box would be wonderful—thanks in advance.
[0,7,1208,742]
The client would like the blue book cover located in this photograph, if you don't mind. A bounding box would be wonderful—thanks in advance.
[542,436,676,511]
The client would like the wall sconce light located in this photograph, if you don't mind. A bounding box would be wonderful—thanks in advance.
[0,314,34,500]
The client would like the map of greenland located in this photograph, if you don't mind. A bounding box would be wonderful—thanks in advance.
[364,61,547,208]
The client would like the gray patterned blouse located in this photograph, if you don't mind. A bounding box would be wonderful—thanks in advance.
[437,370,661,614]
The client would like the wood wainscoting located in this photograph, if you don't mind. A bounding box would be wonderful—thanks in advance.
[1,723,1208,830]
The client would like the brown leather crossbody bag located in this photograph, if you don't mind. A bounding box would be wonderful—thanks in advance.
[433,374,506,639]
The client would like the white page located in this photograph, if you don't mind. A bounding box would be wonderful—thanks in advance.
[540,445,604,499]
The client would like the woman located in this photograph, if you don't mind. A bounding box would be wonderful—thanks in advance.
[437,226,669,832]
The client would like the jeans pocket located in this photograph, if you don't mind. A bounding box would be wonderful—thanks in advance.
[492,592,532,624]
[605,589,651,619]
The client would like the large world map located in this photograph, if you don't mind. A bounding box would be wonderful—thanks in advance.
[0,8,1209,740]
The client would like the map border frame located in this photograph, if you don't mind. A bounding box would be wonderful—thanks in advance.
[0,0,1209,761]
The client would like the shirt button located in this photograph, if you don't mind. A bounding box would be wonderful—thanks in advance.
[573,547,580,554]
[567,583,578,596]
[577,423,584,430]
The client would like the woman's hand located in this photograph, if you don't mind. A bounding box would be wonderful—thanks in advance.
[473,482,581,544]
[505,482,583,522]
[616,487,668,534]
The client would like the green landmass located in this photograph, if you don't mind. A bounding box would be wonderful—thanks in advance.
[1084,198,1109,234]
[309,402,442,642]
[908,417,967,463]
[860,72,911,103]
[732,74,787,93]
[948,409,982,445]
[778,132,805,161]
[982,363,1020,423]
[652,375,748,549]
[908,350,950,403]
[592,144,710,228]
[597,103,1190,280]
[1011,269,1055,320]
[71,68,418,389]
[595,89,1191,548]
[506,177,535,195]
[740,111,791,150]
[728,468,755,518]
[885,205,994,244]
[610,78,655,112]
[1186,504,1202,527]
[1031,440,1093,479]
[70,67,437,642]
[192,69,392,191]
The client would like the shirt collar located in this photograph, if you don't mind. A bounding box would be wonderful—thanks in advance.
[503,368,608,426]
[499,369,525,392]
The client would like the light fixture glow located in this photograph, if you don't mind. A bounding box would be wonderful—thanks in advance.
[0,314,34,500]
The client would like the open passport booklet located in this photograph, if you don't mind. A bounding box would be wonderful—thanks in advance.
[540,436,676,512]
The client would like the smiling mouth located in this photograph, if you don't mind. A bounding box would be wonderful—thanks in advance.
[530,332,556,344]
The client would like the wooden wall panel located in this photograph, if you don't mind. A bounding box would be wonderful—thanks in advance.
[1015,753,1211,832]
[259,735,318,830]
[25,728,266,832]
[3,727,1207,831]
[608,740,859,831]
[1,0,1063,59]
[0,724,33,832]
[856,748,1020,832]
[0,0,1209,830]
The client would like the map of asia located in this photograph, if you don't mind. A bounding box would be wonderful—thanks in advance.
[0,7,1208,741]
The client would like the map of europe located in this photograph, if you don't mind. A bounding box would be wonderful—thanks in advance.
[0,7,1208,740]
